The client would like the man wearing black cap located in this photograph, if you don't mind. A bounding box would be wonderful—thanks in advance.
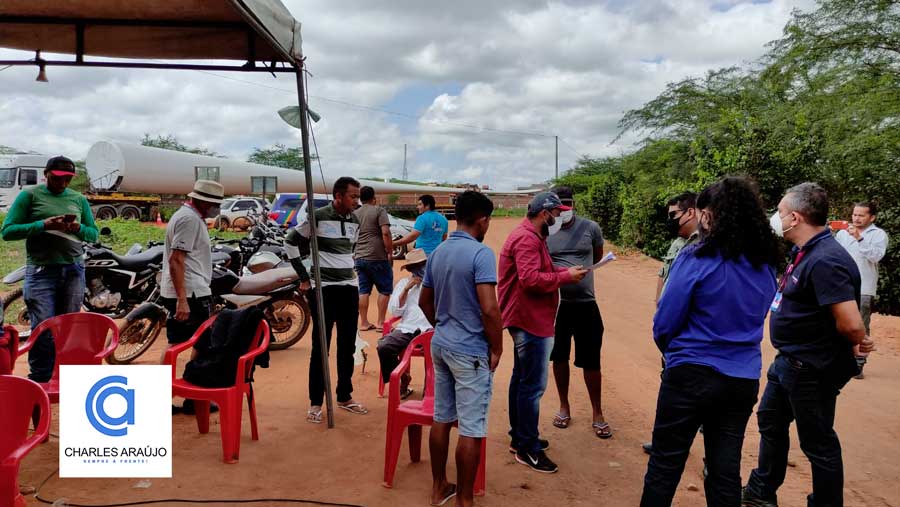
[498,191,588,473]
[1,155,98,382]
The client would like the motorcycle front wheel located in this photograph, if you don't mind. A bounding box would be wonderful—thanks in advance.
[107,314,164,364]
[265,292,311,350]
[1,286,31,337]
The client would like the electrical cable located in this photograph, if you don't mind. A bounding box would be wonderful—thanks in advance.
[33,467,367,507]
[304,70,328,190]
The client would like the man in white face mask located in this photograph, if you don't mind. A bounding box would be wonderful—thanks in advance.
[498,192,588,473]
[545,187,611,439]
[744,182,875,507]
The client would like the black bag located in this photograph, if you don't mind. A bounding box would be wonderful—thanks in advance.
[183,307,270,388]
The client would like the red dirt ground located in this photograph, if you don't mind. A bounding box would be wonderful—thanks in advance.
[13,217,900,506]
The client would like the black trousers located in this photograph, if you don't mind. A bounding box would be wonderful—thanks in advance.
[746,354,845,507]
[641,364,759,507]
[307,285,359,406]
[377,328,418,384]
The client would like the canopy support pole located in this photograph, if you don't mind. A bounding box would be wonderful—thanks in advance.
[295,66,335,428]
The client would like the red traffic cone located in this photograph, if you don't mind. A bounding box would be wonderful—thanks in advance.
[156,212,163,225]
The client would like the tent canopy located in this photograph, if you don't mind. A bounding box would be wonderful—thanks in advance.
[0,0,301,69]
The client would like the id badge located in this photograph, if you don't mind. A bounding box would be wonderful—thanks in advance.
[770,292,783,312]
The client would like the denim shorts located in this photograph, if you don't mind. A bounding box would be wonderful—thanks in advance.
[354,259,393,295]
[431,343,492,438]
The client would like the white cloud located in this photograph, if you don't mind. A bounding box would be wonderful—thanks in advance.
[0,0,814,190]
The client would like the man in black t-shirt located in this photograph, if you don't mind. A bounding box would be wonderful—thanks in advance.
[743,183,875,507]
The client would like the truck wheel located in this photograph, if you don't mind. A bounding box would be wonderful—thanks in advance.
[117,205,142,220]
[93,204,118,220]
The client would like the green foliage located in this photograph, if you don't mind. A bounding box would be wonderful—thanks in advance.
[555,0,900,314]
[387,194,400,205]
[141,134,220,157]
[247,143,313,170]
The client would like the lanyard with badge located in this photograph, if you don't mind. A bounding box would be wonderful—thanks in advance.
[771,249,807,312]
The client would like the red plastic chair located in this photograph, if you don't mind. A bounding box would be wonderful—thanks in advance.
[377,316,426,397]
[164,315,270,464]
[0,375,51,507]
[382,331,486,495]
[0,326,19,375]
[17,313,119,403]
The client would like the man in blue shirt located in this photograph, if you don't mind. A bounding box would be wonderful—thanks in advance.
[420,191,502,507]
[394,194,449,255]
[743,183,875,507]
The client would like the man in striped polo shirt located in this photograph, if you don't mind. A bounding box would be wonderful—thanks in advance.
[285,176,368,423]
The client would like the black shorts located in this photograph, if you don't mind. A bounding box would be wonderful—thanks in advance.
[550,300,604,370]
[160,295,214,344]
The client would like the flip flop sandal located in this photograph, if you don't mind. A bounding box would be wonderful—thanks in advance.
[430,484,457,506]
[360,324,377,331]
[306,409,323,424]
[593,422,613,439]
[400,387,414,400]
[552,413,571,429]
[338,402,369,415]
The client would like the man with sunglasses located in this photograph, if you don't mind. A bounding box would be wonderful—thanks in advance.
[1,156,98,382]
[643,191,699,455]
[657,192,700,302]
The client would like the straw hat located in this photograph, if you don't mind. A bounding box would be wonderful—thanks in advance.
[402,248,427,269]
[188,179,225,204]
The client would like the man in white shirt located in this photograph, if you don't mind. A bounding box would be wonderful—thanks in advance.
[835,201,889,379]
[376,248,431,398]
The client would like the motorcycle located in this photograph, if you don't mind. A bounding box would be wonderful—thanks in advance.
[1,228,166,339]
[114,222,308,364]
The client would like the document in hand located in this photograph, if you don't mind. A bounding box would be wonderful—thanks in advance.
[589,251,616,270]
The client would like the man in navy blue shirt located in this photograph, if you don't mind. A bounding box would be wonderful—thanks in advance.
[743,182,875,507]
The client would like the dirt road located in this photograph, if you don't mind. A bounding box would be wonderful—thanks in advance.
[16,217,900,506]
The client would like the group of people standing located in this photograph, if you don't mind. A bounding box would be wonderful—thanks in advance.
[643,178,884,507]
[2,155,889,507]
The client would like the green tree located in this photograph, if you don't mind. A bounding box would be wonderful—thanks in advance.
[140,134,220,157]
[248,143,317,169]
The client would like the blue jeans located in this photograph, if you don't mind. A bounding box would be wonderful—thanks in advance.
[508,328,554,453]
[23,263,85,382]
[431,343,492,438]
[354,259,393,296]
[746,354,844,507]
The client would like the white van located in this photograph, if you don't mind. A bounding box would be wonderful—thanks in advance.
[0,153,49,211]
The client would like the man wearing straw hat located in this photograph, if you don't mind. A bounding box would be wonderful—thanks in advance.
[376,248,431,399]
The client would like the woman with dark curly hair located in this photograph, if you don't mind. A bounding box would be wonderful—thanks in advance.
[641,176,779,507]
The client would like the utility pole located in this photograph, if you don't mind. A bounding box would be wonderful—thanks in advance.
[402,143,408,181]
[555,135,559,180]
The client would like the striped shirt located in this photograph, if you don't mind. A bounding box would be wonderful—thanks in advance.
[288,204,359,287]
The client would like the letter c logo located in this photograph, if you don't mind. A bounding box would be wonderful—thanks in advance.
[85,375,135,437]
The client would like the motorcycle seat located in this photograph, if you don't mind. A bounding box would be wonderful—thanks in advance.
[232,267,298,295]
[109,246,164,270]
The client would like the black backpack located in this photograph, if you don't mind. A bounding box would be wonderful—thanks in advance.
[183,307,270,388]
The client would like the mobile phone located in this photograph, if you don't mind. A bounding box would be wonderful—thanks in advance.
[829,220,849,230]
[64,214,76,223]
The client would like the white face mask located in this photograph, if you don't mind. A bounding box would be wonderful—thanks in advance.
[559,210,574,224]
[770,211,795,238]
[546,214,563,236]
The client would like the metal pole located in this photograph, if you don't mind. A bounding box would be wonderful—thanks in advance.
[403,144,408,181]
[295,67,336,428]
[555,135,559,180]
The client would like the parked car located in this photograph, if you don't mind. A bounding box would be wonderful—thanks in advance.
[269,193,331,228]
[277,195,416,259]
[212,196,269,230]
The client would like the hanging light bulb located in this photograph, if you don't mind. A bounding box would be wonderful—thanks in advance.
[35,50,48,82]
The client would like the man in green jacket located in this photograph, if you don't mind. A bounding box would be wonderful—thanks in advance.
[1,156,98,382]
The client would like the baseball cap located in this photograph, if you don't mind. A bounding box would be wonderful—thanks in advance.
[527,191,571,214]
[45,156,77,177]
